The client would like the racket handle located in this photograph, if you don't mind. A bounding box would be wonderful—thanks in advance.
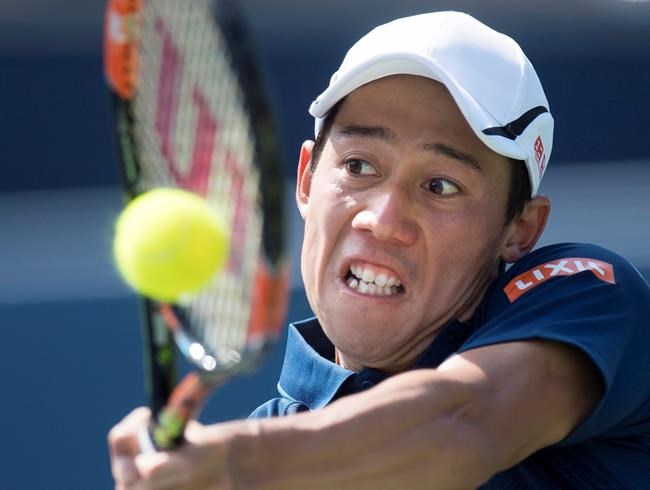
[142,372,215,451]
[138,419,186,452]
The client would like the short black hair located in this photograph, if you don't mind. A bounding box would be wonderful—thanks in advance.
[310,100,531,224]
[310,99,345,172]
[505,159,532,223]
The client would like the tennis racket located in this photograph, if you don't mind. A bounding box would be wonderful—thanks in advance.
[104,0,288,450]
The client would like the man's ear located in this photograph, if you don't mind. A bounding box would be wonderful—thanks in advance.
[296,140,315,219]
[501,196,551,263]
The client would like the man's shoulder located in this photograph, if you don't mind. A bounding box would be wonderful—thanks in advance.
[510,242,640,276]
[469,240,649,351]
[497,242,648,305]
[466,242,650,453]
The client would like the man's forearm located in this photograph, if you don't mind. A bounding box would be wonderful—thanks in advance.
[225,369,496,489]
[221,340,601,489]
[108,341,599,488]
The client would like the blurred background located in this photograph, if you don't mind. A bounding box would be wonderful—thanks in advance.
[1,0,648,487]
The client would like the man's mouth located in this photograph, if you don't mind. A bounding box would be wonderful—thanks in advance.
[344,261,405,296]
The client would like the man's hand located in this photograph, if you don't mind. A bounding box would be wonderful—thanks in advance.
[108,407,236,490]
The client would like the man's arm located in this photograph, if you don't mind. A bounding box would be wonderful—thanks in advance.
[110,340,602,489]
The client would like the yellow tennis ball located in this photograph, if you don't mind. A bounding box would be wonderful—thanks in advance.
[113,188,230,302]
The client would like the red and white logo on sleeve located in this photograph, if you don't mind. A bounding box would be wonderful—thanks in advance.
[504,258,615,303]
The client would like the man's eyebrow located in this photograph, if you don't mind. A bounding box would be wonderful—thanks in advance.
[424,143,482,171]
[335,125,398,142]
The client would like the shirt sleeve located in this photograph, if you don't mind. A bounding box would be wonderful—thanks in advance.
[458,243,650,444]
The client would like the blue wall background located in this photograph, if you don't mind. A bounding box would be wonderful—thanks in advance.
[1,292,314,488]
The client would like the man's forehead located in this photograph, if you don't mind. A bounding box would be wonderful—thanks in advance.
[334,124,397,142]
[331,122,483,172]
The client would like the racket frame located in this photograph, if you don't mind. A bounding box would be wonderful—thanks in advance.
[104,0,288,450]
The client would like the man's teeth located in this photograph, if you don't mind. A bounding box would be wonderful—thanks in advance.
[348,265,402,296]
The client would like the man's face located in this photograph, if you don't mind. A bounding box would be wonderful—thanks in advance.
[297,75,516,372]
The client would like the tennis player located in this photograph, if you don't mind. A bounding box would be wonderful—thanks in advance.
[110,12,650,488]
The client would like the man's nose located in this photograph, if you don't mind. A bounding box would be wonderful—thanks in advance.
[351,189,418,245]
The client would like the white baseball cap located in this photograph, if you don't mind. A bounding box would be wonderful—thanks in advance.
[309,11,554,196]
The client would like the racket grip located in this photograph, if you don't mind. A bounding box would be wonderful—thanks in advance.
[141,372,213,451]
[138,414,186,452]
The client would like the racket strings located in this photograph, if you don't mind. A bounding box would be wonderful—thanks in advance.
[130,0,264,368]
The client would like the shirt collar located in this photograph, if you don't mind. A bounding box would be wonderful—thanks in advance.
[278,317,353,410]
[278,316,478,409]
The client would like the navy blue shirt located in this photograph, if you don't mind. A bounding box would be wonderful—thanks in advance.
[250,243,650,488]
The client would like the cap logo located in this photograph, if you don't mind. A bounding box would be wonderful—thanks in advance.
[534,135,546,176]
[504,258,615,302]
[482,106,549,141]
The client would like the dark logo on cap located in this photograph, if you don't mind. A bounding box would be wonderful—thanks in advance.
[483,106,549,140]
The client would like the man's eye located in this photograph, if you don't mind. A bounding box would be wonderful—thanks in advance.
[345,159,377,176]
[428,178,460,196]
